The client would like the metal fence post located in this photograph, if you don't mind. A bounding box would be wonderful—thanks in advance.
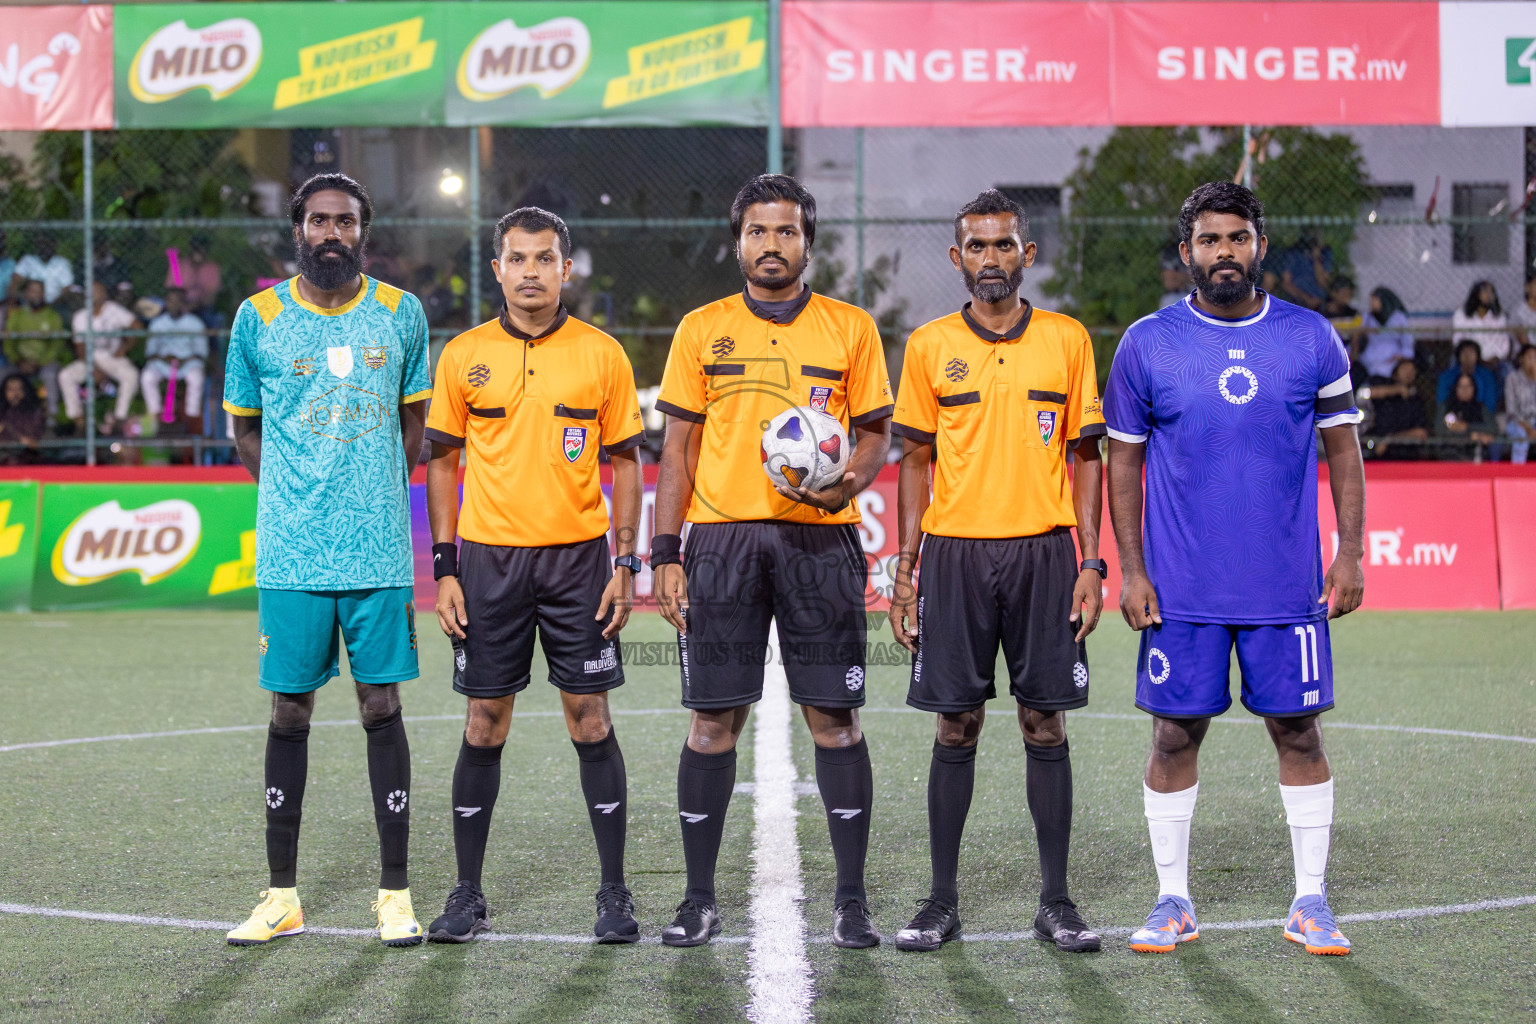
[767,0,782,174]
[1242,123,1254,190]
[855,127,865,307]
[82,128,95,467]
[469,126,481,325]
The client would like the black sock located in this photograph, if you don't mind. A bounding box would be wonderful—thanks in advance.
[814,737,873,904]
[928,740,977,907]
[264,723,309,888]
[364,709,411,891]
[451,735,503,887]
[574,727,627,887]
[677,744,736,905]
[1025,739,1073,905]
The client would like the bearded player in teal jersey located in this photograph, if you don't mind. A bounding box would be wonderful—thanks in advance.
[223,174,432,947]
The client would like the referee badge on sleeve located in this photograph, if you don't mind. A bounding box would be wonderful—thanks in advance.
[563,426,587,462]
[1038,410,1057,445]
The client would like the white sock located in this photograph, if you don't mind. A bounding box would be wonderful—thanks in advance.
[1280,778,1334,899]
[1143,782,1198,901]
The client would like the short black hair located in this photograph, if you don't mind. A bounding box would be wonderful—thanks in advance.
[1455,338,1483,361]
[1178,181,1265,246]
[730,174,816,248]
[954,189,1028,247]
[290,173,373,230]
[493,207,571,261]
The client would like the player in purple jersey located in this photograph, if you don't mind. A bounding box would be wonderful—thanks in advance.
[1103,182,1365,956]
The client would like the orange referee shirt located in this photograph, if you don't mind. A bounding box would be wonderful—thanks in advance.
[655,287,893,526]
[892,302,1106,539]
[425,306,644,547]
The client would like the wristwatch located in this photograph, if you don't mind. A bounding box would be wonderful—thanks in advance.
[1080,559,1108,579]
[614,554,643,573]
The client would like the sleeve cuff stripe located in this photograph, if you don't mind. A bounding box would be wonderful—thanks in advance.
[1070,423,1109,444]
[849,403,895,427]
[1317,373,1354,399]
[222,401,261,417]
[1106,427,1148,443]
[654,399,706,424]
[402,389,433,404]
[603,431,646,454]
[890,422,936,444]
[1315,392,1357,415]
[424,427,466,448]
[1316,410,1364,428]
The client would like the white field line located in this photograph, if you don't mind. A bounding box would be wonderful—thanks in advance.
[746,623,811,1024]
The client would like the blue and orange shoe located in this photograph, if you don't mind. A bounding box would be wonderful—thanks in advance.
[1128,894,1199,953]
[1284,893,1351,955]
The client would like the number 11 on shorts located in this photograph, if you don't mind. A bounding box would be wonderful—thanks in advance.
[1294,625,1320,685]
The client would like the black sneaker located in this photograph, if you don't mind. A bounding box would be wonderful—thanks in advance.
[1032,897,1102,952]
[660,897,721,947]
[427,880,489,943]
[832,896,880,948]
[594,883,640,944]
[894,898,961,952]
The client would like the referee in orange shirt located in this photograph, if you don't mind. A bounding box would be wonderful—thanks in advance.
[650,175,893,948]
[888,190,1107,953]
[422,208,645,944]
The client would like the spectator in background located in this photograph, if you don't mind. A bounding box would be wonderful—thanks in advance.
[141,287,208,431]
[3,279,67,418]
[1504,344,1536,465]
[1322,275,1359,325]
[1363,357,1428,458]
[13,233,73,306]
[1437,339,1498,416]
[60,280,139,434]
[0,371,46,464]
[1452,281,1512,367]
[1273,228,1332,311]
[1359,287,1415,381]
[170,236,223,328]
[1507,278,1536,347]
[1158,242,1191,308]
[413,264,455,327]
[0,229,15,308]
[1437,372,1496,449]
[91,238,131,295]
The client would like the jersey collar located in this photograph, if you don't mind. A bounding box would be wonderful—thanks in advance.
[961,300,1032,342]
[1182,290,1271,327]
[498,302,569,342]
[287,275,369,316]
[742,284,813,325]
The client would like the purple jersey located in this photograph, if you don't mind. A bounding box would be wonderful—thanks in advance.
[1103,292,1361,624]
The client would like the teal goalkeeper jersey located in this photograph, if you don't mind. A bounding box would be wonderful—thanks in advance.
[223,276,431,591]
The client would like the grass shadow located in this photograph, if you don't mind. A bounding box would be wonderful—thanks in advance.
[272,941,391,1021]
[398,942,475,1021]
[663,945,747,1023]
[812,948,892,1024]
[938,943,1024,1022]
[1176,943,1284,1024]
[156,942,277,1024]
[509,945,620,1024]
[1330,957,1439,1024]
[1047,949,1130,1024]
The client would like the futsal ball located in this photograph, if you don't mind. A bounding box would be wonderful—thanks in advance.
[761,406,850,492]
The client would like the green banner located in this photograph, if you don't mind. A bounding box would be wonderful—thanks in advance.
[113,2,768,128]
[0,482,40,613]
[31,483,257,612]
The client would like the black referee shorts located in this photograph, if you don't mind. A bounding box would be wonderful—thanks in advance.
[450,536,623,699]
[679,521,869,711]
[908,529,1089,714]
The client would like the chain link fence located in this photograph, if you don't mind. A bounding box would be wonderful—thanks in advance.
[1,124,1532,464]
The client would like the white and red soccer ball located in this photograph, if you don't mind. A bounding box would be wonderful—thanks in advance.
[761,406,850,492]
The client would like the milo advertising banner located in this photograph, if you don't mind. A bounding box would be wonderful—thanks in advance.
[31,484,258,611]
[113,2,768,128]
[0,482,40,612]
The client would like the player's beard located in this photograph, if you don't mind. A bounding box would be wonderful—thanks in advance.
[297,236,366,293]
[1190,255,1262,308]
[739,249,809,291]
[963,265,1024,305]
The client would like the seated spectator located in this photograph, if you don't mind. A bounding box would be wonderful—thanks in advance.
[1507,277,1536,347]
[92,238,132,295]
[1363,358,1428,458]
[0,371,46,464]
[1452,280,1512,367]
[1158,242,1191,308]
[1505,344,1536,464]
[13,233,73,306]
[59,280,139,434]
[141,287,208,431]
[1359,287,1415,381]
[1437,372,1496,448]
[0,229,15,307]
[1275,229,1333,311]
[1323,275,1359,324]
[169,236,224,328]
[1437,339,1499,415]
[2,279,67,418]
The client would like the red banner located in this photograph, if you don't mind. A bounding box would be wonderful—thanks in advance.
[0,5,114,130]
[1111,2,1440,126]
[1493,479,1536,610]
[781,1,1112,127]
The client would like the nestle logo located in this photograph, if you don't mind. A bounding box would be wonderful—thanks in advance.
[944,358,968,382]
[468,364,491,387]
[711,337,736,358]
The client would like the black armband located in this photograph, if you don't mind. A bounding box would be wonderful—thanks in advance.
[649,533,683,567]
[432,542,459,580]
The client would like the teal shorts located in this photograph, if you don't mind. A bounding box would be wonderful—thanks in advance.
[257,586,420,694]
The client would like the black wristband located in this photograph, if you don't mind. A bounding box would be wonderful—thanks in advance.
[432,542,459,579]
[650,533,682,567]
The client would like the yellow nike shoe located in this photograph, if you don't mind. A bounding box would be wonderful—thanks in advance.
[227,888,304,946]
[373,888,424,947]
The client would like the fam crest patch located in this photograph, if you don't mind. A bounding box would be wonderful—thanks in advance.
[563,426,587,463]
[711,336,736,358]
[257,632,269,656]
[468,364,491,387]
[944,357,968,382]
[362,345,387,369]
[1038,410,1057,445]
[809,385,832,411]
